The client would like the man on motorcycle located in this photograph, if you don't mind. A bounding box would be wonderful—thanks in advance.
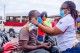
[18,10,51,53]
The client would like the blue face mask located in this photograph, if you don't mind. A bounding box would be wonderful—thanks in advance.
[37,17,42,23]
[60,10,66,17]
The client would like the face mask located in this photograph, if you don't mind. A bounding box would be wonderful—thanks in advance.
[37,17,42,23]
[60,10,66,17]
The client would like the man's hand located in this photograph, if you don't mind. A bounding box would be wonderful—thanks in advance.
[31,18,38,25]
[40,42,51,49]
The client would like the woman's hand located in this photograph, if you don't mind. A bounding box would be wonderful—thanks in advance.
[31,18,38,25]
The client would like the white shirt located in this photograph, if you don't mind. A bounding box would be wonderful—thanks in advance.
[56,14,78,51]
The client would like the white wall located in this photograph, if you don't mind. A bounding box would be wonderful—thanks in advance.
[0,0,80,17]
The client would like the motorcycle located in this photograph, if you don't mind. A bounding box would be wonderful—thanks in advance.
[2,39,18,53]
[0,30,9,47]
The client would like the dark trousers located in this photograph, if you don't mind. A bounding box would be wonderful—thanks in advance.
[62,42,80,53]
[22,47,59,53]
[22,49,49,53]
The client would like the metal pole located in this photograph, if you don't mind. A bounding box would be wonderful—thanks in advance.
[4,5,6,22]
[20,16,22,23]
[2,5,6,31]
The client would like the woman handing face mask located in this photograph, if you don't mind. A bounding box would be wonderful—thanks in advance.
[31,1,80,53]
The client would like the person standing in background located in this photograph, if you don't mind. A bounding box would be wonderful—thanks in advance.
[37,12,52,42]
[76,13,80,35]
[37,12,59,53]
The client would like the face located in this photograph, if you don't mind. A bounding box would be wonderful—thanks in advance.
[61,3,70,14]
[42,16,46,21]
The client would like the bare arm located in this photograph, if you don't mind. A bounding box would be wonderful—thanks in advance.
[21,40,42,51]
[36,40,41,45]
[31,18,63,35]
[42,22,50,27]
[21,40,51,51]
[38,24,63,35]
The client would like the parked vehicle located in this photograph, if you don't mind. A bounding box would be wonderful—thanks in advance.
[2,39,18,53]
[0,30,9,47]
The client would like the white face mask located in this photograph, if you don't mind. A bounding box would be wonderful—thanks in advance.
[29,23,37,31]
